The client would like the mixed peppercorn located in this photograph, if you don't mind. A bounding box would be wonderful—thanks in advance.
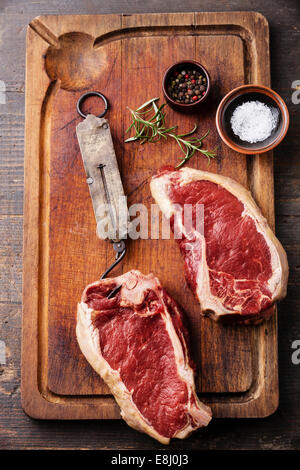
[167,68,207,104]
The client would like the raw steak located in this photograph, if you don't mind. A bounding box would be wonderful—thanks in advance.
[150,166,288,323]
[76,270,212,444]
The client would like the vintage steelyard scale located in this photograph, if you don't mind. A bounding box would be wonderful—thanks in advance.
[76,91,130,297]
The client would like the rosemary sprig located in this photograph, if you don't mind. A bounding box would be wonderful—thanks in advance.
[125,97,216,168]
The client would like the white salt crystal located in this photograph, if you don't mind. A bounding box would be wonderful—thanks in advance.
[230,100,279,144]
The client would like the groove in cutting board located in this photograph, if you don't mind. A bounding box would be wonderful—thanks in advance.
[22,12,278,419]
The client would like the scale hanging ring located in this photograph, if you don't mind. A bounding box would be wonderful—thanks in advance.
[76,91,109,118]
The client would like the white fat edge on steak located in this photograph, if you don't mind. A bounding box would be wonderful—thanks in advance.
[77,298,170,444]
[150,172,235,315]
[177,168,288,301]
[152,281,212,436]
[150,168,288,316]
[173,207,231,316]
[176,172,276,313]
[76,270,211,443]
[115,270,212,435]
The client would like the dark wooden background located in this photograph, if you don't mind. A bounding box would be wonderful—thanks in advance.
[0,0,299,450]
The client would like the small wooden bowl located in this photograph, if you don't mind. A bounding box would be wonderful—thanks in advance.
[216,84,289,154]
[162,60,211,112]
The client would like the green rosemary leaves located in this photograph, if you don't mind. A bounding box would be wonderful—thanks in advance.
[125,97,215,168]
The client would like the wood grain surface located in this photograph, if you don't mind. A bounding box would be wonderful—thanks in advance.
[22,11,278,420]
[48,28,251,398]
[0,0,299,450]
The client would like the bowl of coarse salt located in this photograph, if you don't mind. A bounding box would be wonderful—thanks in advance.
[216,84,289,154]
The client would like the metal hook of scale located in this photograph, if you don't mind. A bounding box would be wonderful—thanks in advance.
[76,91,127,295]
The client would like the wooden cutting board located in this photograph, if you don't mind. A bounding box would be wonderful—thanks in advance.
[22,12,279,419]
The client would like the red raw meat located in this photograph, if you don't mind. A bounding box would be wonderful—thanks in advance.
[76,270,212,444]
[150,166,288,323]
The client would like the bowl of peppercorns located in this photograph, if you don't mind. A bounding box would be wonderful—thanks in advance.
[162,60,210,112]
